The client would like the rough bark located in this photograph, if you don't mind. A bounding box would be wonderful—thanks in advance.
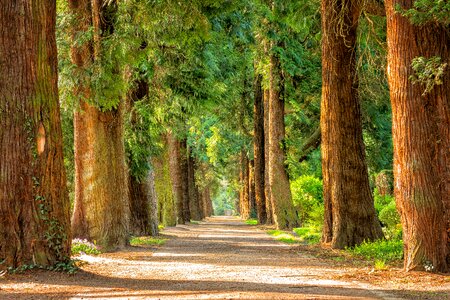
[128,170,158,236]
[253,74,267,224]
[167,133,184,224]
[0,0,71,268]
[70,0,129,250]
[187,149,203,220]
[153,139,177,227]
[385,0,449,272]
[268,48,299,229]
[320,0,383,248]
[179,139,191,222]
[239,151,251,220]
[263,89,273,224]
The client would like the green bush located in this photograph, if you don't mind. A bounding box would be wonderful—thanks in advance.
[347,239,403,262]
[71,239,101,255]
[291,175,323,227]
[293,227,321,244]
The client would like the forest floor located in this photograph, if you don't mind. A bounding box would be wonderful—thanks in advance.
[1,216,449,299]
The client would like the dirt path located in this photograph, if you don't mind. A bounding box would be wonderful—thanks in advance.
[1,216,448,299]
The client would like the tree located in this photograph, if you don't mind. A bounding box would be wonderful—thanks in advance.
[253,74,268,223]
[385,0,449,272]
[70,0,129,250]
[268,40,299,229]
[0,0,71,267]
[320,0,383,248]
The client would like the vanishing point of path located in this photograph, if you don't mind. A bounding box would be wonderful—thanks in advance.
[1,216,448,299]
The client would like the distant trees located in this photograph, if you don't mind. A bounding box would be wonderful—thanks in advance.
[385,0,449,272]
[0,0,71,267]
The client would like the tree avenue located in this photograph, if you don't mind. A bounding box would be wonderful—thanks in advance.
[0,0,448,274]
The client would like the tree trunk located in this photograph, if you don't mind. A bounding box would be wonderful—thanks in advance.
[187,149,203,220]
[128,170,158,236]
[385,0,449,272]
[239,151,250,219]
[0,0,71,268]
[179,139,191,222]
[254,74,267,224]
[320,0,383,248]
[268,48,299,229]
[167,133,184,224]
[70,0,129,250]
[263,89,273,224]
[249,159,256,218]
[153,139,177,227]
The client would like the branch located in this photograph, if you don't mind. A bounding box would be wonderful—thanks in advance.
[363,0,385,17]
[298,127,321,163]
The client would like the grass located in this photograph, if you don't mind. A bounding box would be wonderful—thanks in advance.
[129,236,167,247]
[267,230,300,244]
[346,238,403,263]
[245,219,258,225]
[71,239,101,255]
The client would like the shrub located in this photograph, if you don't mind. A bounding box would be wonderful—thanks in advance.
[291,175,323,227]
[71,239,101,255]
[347,239,403,262]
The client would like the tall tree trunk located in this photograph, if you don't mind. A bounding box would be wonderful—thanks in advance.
[70,0,129,250]
[385,0,449,272]
[249,159,256,218]
[254,74,267,224]
[187,149,202,220]
[239,151,251,219]
[0,0,71,268]
[268,48,299,229]
[320,0,383,248]
[167,133,184,224]
[128,170,158,236]
[153,139,177,227]
[263,89,273,224]
[179,139,191,222]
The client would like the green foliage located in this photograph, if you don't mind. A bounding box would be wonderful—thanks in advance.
[410,56,448,95]
[397,0,450,25]
[71,239,101,255]
[129,236,167,247]
[267,230,300,244]
[293,227,321,244]
[347,239,403,263]
[290,175,323,227]
[245,219,258,225]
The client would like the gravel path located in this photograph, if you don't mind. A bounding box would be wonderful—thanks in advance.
[0,216,448,299]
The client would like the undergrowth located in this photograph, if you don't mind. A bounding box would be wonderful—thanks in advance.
[129,236,166,246]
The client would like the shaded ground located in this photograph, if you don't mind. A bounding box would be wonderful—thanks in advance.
[0,216,448,299]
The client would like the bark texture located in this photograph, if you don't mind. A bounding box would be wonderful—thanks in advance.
[253,75,267,224]
[0,0,71,268]
[320,0,383,248]
[153,140,177,227]
[385,0,449,272]
[188,150,203,220]
[128,170,158,236]
[239,152,251,220]
[167,133,184,224]
[268,49,299,229]
[263,89,273,224]
[70,0,129,250]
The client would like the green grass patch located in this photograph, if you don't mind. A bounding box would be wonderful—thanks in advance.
[267,230,300,244]
[245,219,258,225]
[346,238,403,263]
[129,236,167,247]
[293,227,321,244]
[71,238,101,255]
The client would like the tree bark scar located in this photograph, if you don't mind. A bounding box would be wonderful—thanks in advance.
[37,122,45,155]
